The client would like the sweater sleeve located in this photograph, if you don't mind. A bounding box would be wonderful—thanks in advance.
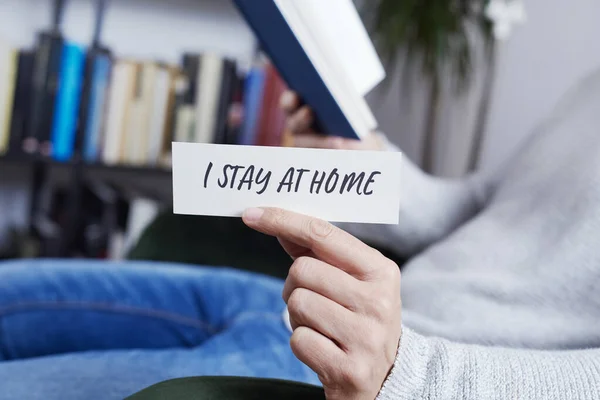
[335,133,493,258]
[377,328,600,400]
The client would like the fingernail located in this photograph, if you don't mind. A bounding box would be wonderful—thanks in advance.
[243,208,264,223]
[281,91,295,108]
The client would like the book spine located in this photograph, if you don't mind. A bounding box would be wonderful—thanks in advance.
[50,42,86,162]
[181,53,200,106]
[102,61,128,164]
[239,65,266,145]
[174,105,196,143]
[266,65,288,147]
[255,62,278,147]
[7,50,35,154]
[158,67,180,167]
[165,70,185,142]
[74,51,96,161]
[213,59,237,145]
[0,48,18,155]
[194,53,224,143]
[24,33,64,155]
[132,63,158,165]
[120,62,141,164]
[147,65,170,164]
[83,53,112,162]
[167,54,201,144]
[40,34,65,156]
[224,72,245,145]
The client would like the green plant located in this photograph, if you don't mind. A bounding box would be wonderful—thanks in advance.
[363,0,496,173]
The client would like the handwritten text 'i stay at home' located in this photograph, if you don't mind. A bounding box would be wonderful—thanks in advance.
[202,162,383,196]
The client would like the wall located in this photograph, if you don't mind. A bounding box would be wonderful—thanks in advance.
[365,50,487,177]
[0,0,255,64]
[480,0,600,172]
[367,0,600,177]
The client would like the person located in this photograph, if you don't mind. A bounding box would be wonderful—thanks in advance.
[1,68,600,399]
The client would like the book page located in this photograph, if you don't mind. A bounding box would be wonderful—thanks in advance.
[294,0,385,96]
[275,0,377,137]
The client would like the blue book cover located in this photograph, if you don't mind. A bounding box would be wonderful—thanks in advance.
[239,66,266,145]
[51,42,85,162]
[83,53,112,162]
[232,0,359,140]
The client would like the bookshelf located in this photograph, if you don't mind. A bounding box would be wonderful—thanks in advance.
[0,154,172,176]
[0,0,289,260]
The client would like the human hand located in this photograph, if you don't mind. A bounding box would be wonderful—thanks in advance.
[280,90,385,151]
[243,207,402,400]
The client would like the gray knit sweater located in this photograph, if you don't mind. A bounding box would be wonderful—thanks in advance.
[339,69,600,399]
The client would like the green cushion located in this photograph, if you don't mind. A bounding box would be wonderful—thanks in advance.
[128,211,292,279]
[126,377,326,400]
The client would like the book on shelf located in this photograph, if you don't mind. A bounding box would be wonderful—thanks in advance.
[81,52,112,163]
[6,50,34,156]
[79,0,112,164]
[256,61,288,147]
[0,40,19,156]
[23,0,67,157]
[50,42,86,162]
[232,0,385,140]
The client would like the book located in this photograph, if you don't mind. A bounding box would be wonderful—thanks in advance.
[239,64,266,145]
[82,53,112,162]
[232,0,385,140]
[7,50,35,155]
[25,0,67,156]
[173,105,196,144]
[102,60,138,165]
[23,32,62,155]
[50,42,86,162]
[147,65,172,165]
[194,53,224,144]
[223,72,246,146]
[213,59,238,145]
[267,67,288,146]
[0,41,18,155]
[125,62,159,165]
[256,62,287,147]
[172,54,199,143]
[157,67,180,167]
[80,0,112,163]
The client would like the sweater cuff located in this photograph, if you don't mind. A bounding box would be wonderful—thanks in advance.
[376,327,432,400]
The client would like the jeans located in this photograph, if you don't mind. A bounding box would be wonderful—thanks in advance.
[0,259,319,400]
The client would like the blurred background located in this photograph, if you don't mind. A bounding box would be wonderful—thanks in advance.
[0,0,599,274]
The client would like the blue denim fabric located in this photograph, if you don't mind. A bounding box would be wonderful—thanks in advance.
[0,260,319,399]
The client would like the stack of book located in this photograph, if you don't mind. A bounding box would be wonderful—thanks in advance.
[0,1,290,169]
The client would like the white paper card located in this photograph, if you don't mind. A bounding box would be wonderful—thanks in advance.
[172,143,402,224]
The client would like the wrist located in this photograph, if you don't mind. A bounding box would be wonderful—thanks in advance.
[376,327,431,400]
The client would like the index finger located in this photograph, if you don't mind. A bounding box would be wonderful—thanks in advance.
[242,207,381,280]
